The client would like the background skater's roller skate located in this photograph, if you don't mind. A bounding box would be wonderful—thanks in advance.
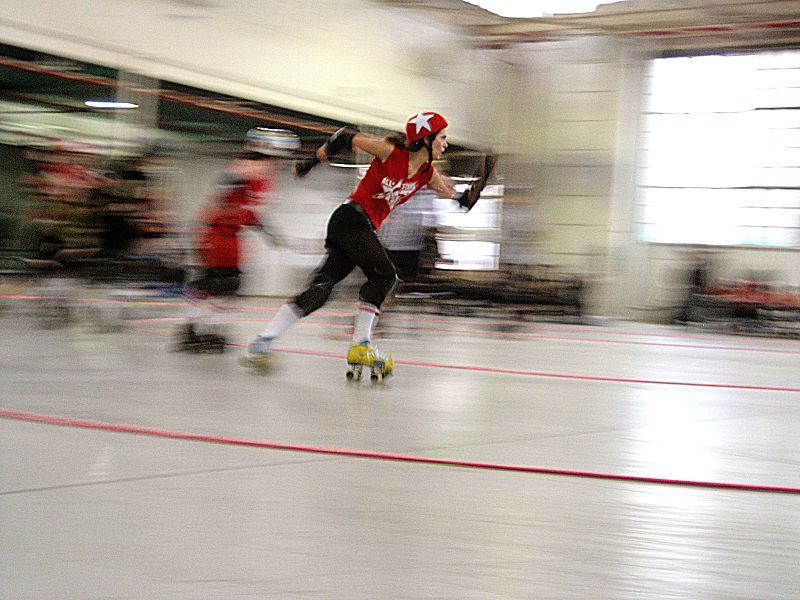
[239,335,274,373]
[174,323,226,354]
[346,342,393,383]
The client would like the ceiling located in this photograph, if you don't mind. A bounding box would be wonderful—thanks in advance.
[375,0,800,52]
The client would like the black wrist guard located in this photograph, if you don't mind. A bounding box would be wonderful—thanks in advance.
[325,126,359,157]
[456,187,479,211]
[473,152,496,193]
[456,152,497,211]
[293,156,320,178]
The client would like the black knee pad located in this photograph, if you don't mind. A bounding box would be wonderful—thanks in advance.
[294,280,335,316]
[360,272,399,308]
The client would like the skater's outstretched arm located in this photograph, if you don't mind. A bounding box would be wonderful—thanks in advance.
[293,127,395,178]
[350,134,394,162]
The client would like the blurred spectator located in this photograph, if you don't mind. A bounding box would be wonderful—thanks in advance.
[98,149,176,257]
[378,185,438,283]
[21,140,105,258]
[675,251,711,325]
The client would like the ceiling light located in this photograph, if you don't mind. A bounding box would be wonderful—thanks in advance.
[84,100,139,109]
[462,0,612,18]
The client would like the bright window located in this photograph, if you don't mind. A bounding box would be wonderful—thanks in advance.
[639,51,800,246]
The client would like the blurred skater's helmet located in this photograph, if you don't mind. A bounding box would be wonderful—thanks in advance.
[245,128,301,157]
[404,112,448,146]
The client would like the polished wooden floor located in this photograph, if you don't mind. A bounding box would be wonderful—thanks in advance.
[2,295,800,598]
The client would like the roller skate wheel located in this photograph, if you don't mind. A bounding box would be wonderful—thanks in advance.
[346,364,362,381]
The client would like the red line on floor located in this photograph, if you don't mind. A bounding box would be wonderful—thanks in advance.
[393,358,800,392]
[1,408,797,495]
[131,325,800,393]
[230,344,800,393]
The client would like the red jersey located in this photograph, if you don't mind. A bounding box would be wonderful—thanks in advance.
[222,173,272,206]
[349,147,434,230]
[196,176,266,267]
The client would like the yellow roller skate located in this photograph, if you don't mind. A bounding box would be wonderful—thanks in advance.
[346,342,394,383]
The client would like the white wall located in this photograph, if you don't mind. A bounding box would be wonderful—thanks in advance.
[502,37,634,316]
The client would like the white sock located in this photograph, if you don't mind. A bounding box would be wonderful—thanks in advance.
[259,303,301,340]
[352,301,379,344]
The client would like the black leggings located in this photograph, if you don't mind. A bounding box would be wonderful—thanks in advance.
[294,203,398,316]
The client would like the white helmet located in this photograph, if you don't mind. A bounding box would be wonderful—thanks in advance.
[245,128,301,157]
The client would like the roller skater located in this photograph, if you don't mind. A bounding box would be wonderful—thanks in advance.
[176,128,299,355]
[242,111,495,381]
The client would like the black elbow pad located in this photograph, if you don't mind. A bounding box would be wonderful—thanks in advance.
[326,126,359,157]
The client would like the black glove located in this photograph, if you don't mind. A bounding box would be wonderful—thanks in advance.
[292,156,320,178]
[456,151,497,211]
